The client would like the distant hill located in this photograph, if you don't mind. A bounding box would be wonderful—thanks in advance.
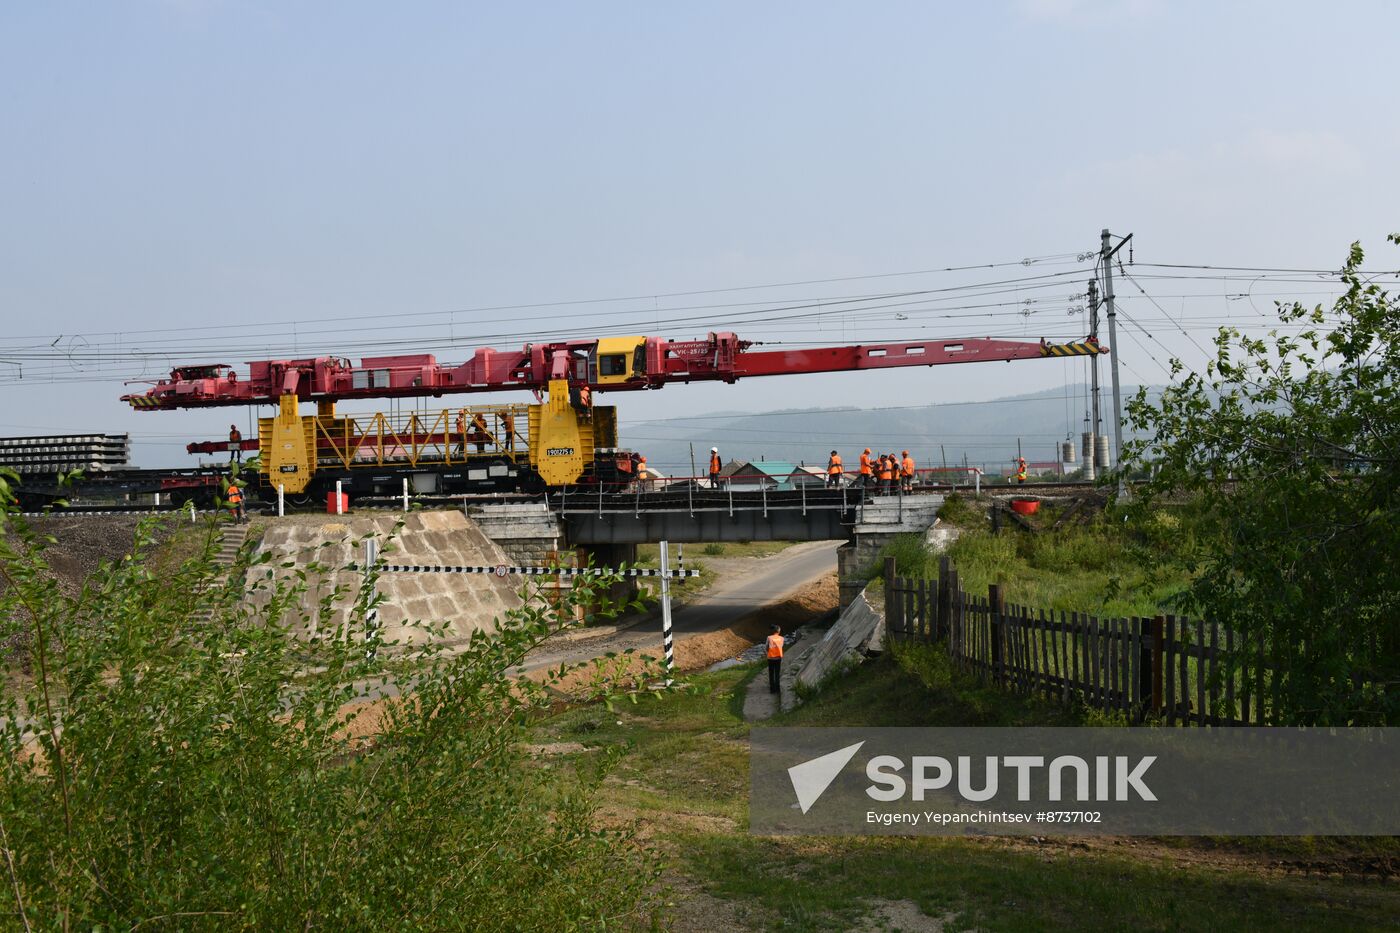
[621,383,1155,478]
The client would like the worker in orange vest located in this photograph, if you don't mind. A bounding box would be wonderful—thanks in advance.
[471,412,490,453]
[709,447,722,488]
[501,411,516,451]
[228,424,242,464]
[225,480,245,524]
[885,454,899,495]
[766,624,784,694]
[1015,457,1028,484]
[858,448,873,488]
[901,450,915,493]
[455,410,469,457]
[826,450,842,487]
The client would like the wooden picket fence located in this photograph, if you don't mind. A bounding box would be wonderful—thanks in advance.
[883,556,1279,725]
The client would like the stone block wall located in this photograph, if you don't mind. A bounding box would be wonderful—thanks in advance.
[245,511,524,651]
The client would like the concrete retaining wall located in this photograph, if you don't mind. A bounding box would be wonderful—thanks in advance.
[787,586,884,709]
[247,511,524,649]
[471,502,564,565]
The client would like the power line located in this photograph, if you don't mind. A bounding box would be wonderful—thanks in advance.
[1119,269,1214,360]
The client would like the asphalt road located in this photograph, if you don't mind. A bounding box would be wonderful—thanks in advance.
[521,540,841,673]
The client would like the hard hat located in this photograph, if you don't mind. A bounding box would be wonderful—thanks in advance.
[864,447,871,453]
[711,447,718,452]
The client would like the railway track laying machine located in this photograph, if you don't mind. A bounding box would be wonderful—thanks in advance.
[122,332,1107,502]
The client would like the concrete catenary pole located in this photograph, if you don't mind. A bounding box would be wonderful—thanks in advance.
[1101,228,1127,497]
[1085,277,1099,483]
[658,539,675,686]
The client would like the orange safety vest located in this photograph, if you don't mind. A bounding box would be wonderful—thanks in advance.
[827,454,842,475]
[638,456,647,473]
[880,458,892,480]
[502,413,514,434]
[709,453,721,474]
[902,456,914,478]
[766,633,784,659]
[456,412,467,435]
[229,427,241,443]
[226,485,243,505]
[859,452,872,475]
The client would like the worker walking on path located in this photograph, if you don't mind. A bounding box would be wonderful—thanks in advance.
[826,450,843,487]
[228,424,242,464]
[766,624,784,694]
[858,448,873,488]
[225,479,246,524]
[709,447,722,489]
[901,450,915,493]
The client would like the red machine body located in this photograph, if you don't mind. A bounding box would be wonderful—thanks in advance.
[124,332,1104,411]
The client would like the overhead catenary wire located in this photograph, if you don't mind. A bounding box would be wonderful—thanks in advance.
[0,250,1378,391]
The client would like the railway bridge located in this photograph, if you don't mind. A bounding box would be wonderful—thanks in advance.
[472,487,946,609]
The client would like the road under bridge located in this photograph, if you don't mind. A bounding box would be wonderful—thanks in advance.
[473,487,946,608]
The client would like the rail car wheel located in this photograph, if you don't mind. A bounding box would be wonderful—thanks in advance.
[517,469,546,495]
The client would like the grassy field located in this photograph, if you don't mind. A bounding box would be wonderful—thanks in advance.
[880,495,1195,618]
[531,645,1400,931]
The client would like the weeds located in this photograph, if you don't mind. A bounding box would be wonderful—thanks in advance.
[0,499,661,930]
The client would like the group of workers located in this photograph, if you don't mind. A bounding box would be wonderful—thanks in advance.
[455,409,520,455]
[827,448,916,494]
[703,445,917,494]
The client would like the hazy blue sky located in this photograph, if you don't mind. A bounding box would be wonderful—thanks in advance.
[2,1,1397,466]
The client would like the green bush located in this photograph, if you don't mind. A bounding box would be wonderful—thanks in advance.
[1126,235,1400,724]
[0,494,660,929]
[866,533,940,581]
[935,493,983,527]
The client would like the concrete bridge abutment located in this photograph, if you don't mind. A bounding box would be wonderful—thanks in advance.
[838,495,945,609]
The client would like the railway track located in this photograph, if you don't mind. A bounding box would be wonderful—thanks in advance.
[13,479,1129,520]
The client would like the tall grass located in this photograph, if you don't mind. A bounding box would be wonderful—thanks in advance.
[880,505,1191,618]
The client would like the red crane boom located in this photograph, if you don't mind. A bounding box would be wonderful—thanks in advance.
[123,332,1105,410]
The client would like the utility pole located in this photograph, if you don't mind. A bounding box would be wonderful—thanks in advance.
[1101,228,1132,498]
[1085,278,1099,483]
